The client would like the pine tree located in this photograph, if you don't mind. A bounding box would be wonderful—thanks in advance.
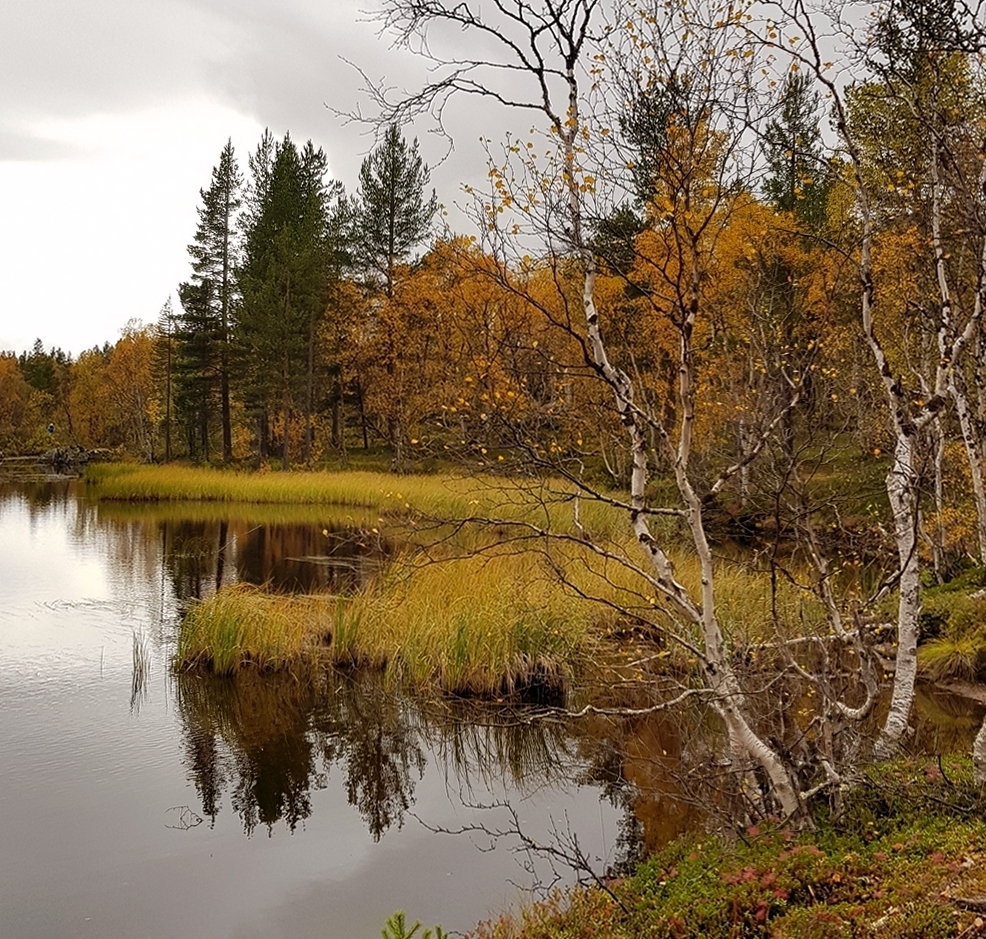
[763,74,830,231]
[348,124,437,297]
[346,125,437,467]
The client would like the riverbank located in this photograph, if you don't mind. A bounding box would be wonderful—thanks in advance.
[461,758,986,939]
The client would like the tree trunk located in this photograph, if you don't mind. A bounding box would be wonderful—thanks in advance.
[974,713,986,786]
[356,375,369,449]
[951,358,986,565]
[282,406,290,471]
[331,378,342,450]
[875,431,921,758]
[304,311,315,467]
[220,359,232,463]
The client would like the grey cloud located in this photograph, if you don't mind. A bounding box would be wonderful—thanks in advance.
[1,0,514,219]
[1,1,228,119]
[1,0,442,186]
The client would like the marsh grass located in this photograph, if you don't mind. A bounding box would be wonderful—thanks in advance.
[176,534,829,696]
[177,587,333,676]
[125,464,837,693]
[85,463,629,539]
[94,498,382,529]
[366,554,595,696]
[918,635,986,682]
[177,552,598,696]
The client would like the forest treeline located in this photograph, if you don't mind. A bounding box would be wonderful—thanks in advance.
[1,36,984,576]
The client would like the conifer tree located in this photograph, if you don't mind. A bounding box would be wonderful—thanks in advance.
[348,124,437,297]
[237,133,339,468]
[346,124,437,466]
[177,139,243,461]
[175,279,220,459]
[763,73,830,230]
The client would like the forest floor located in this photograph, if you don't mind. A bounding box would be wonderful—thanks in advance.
[458,758,986,939]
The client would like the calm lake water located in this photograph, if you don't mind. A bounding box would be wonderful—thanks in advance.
[0,480,634,939]
[3,478,983,939]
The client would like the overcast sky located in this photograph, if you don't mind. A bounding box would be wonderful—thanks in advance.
[0,0,495,356]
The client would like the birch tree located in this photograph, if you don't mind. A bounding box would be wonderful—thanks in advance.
[361,0,879,823]
[766,0,986,759]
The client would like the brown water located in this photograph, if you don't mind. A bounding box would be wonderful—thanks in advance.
[2,480,982,939]
[0,481,636,939]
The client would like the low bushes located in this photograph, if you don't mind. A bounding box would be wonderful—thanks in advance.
[466,760,986,939]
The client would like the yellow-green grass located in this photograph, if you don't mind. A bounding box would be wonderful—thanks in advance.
[93,498,382,529]
[85,462,631,539]
[918,635,986,683]
[177,529,833,695]
[176,587,333,676]
[177,552,598,696]
[549,534,831,648]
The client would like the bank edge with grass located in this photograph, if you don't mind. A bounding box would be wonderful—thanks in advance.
[458,759,986,939]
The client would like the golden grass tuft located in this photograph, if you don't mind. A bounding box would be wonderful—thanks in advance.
[918,635,986,683]
[177,586,334,676]
[176,553,597,697]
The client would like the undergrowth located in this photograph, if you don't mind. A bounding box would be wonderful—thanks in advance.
[918,570,986,682]
[465,759,986,939]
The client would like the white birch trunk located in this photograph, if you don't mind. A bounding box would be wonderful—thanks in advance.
[562,77,803,820]
[950,370,986,565]
[974,714,986,786]
[875,432,921,757]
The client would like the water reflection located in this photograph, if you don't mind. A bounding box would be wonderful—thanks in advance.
[175,669,655,844]
[179,672,329,835]
[912,687,986,754]
[81,495,395,601]
[158,518,390,600]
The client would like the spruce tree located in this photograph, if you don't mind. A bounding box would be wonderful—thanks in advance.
[175,279,220,460]
[177,139,243,461]
[237,133,338,468]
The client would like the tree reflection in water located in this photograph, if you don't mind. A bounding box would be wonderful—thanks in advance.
[177,671,323,834]
[175,669,649,843]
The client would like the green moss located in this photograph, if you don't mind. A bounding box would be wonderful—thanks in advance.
[466,760,986,939]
